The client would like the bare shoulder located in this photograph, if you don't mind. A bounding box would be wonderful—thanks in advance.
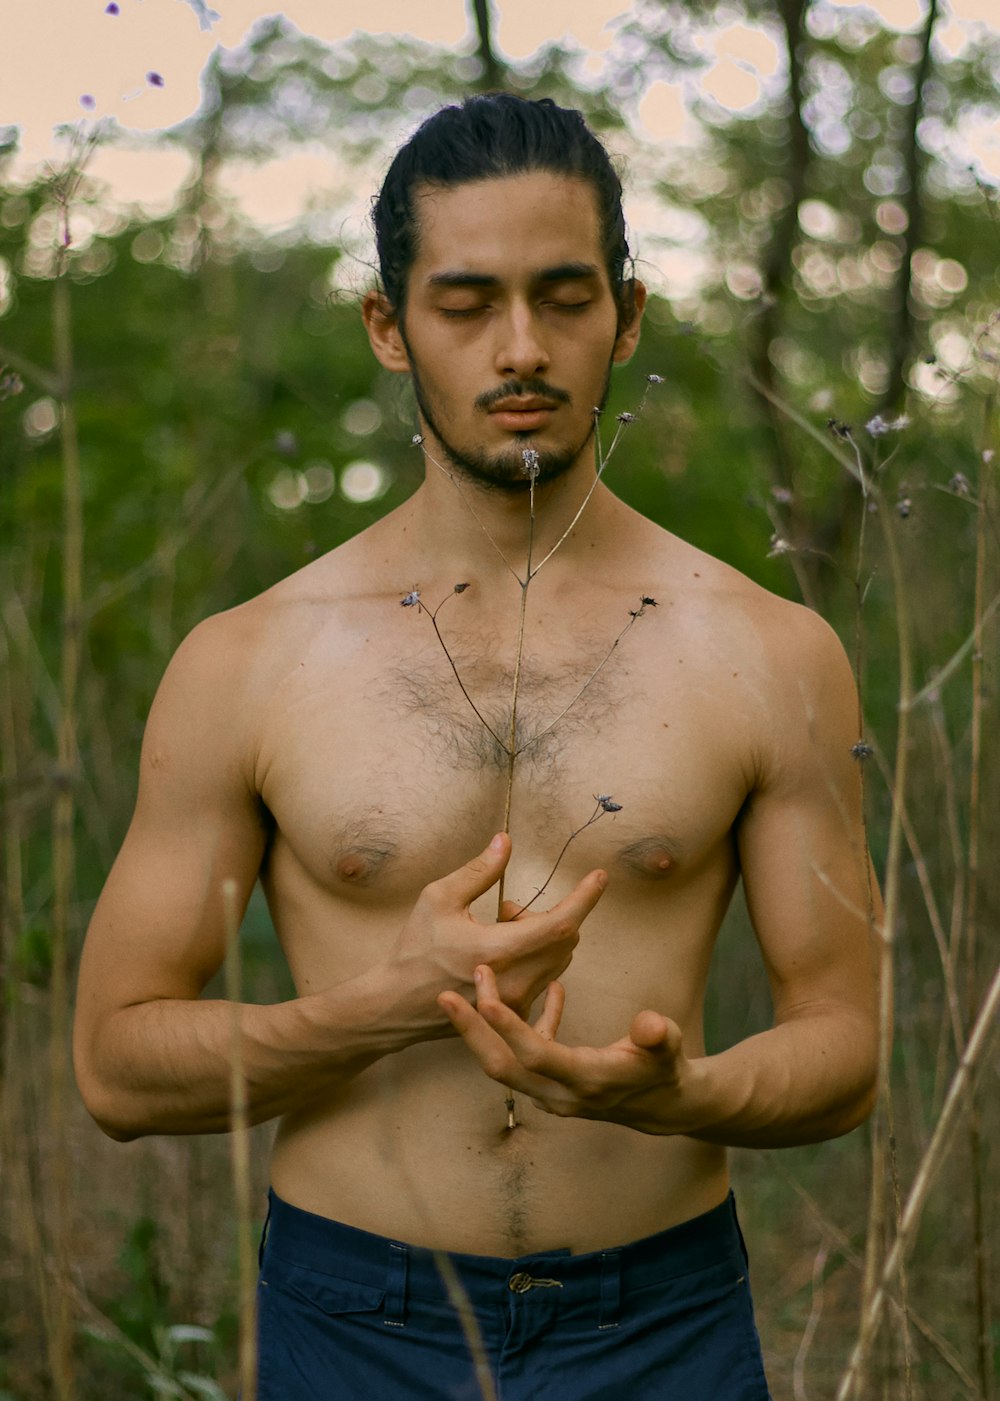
[623,512,860,771]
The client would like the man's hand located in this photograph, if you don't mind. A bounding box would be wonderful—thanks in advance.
[438,965,702,1135]
[385,834,607,1035]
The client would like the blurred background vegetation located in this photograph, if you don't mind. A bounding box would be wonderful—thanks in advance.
[0,1,997,1397]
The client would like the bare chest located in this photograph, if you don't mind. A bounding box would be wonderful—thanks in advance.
[255,613,753,910]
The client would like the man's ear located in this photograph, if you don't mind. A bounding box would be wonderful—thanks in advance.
[612,280,647,365]
[362,290,411,373]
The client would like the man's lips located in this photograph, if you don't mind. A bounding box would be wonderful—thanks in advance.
[487,398,558,430]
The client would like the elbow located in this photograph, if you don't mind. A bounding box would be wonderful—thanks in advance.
[73,1039,147,1143]
[75,1072,146,1142]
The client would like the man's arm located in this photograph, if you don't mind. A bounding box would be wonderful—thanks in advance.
[439,606,881,1147]
[74,612,605,1142]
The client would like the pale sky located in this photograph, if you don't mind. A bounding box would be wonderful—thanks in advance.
[2,0,998,301]
[4,0,998,163]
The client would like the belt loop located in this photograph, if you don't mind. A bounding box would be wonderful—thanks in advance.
[385,1242,407,1327]
[597,1250,620,1330]
[257,1195,273,1270]
[730,1193,750,1266]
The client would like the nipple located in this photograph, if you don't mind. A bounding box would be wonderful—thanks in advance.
[619,837,677,879]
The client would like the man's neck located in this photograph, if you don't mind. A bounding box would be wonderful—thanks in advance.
[403,444,619,589]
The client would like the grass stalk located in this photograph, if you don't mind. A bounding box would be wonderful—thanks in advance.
[223,879,257,1401]
[962,417,995,1401]
[835,955,1000,1400]
[47,221,84,1401]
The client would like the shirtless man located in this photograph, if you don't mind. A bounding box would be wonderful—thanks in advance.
[74,94,879,1400]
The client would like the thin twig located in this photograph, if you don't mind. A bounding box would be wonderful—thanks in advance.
[417,590,507,751]
[223,881,257,1401]
[835,958,1000,1400]
[518,600,655,755]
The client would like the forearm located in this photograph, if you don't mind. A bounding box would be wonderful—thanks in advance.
[75,964,423,1140]
[678,1008,878,1148]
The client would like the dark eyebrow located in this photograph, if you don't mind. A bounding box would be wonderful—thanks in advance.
[426,262,601,291]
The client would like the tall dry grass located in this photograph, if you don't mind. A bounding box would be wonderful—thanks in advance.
[0,167,996,1401]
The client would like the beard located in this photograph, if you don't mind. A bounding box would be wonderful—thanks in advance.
[408,359,613,495]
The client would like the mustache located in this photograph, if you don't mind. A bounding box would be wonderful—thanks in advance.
[474,379,572,410]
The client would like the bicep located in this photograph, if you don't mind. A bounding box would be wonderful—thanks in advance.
[736,615,881,1026]
[76,619,269,1035]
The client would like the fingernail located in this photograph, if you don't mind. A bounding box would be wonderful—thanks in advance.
[474,967,483,984]
[490,833,506,852]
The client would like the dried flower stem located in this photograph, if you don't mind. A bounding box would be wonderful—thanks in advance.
[408,387,663,1132]
[511,798,621,916]
[835,956,1000,1400]
[520,598,656,755]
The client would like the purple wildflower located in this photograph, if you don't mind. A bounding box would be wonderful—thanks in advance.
[146,72,165,88]
[80,95,97,110]
[521,448,540,480]
[105,2,120,13]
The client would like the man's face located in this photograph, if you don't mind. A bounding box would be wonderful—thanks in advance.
[373,171,641,493]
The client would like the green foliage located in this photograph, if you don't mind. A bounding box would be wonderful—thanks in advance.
[1,5,997,1397]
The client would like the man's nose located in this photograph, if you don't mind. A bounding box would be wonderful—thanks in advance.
[494,305,550,379]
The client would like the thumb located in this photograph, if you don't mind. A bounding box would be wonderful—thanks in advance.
[629,1010,681,1056]
[432,833,511,910]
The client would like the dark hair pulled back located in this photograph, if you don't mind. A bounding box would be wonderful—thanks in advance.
[372,93,634,324]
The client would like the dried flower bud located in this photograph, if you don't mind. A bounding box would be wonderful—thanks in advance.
[771,486,793,504]
[867,414,910,437]
[453,582,470,594]
[616,412,636,425]
[0,371,24,402]
[851,741,874,761]
[400,590,420,608]
[768,535,792,557]
[647,374,665,384]
[949,473,970,495]
[521,448,540,480]
[896,497,912,518]
[640,596,658,608]
[827,419,853,442]
[594,795,623,813]
[411,434,424,446]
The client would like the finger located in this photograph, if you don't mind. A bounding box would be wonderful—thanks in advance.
[532,982,565,1041]
[476,983,575,1080]
[538,868,607,929]
[437,990,553,1095]
[629,1009,682,1055]
[427,833,511,911]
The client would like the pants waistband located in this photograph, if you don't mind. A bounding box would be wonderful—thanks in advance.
[261,1188,746,1305]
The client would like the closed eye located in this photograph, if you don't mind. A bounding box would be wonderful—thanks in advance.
[438,305,489,319]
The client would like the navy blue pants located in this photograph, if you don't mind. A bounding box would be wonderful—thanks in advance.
[256,1189,771,1399]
